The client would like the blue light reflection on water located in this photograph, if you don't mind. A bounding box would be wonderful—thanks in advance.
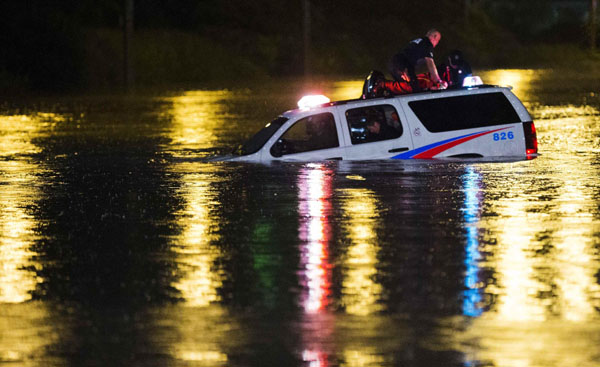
[462,166,483,318]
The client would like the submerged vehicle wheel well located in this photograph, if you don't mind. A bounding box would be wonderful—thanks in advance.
[447,153,484,158]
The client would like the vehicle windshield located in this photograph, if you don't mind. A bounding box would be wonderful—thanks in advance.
[234,116,288,156]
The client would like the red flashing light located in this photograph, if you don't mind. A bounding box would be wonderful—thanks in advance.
[523,121,538,155]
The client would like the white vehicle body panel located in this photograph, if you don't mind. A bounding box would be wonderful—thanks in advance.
[335,98,413,160]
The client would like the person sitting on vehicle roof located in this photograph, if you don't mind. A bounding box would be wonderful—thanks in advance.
[390,29,447,92]
[438,50,472,88]
[373,66,439,96]
[374,65,413,95]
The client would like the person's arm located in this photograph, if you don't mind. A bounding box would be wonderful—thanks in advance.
[424,57,441,83]
[425,57,447,89]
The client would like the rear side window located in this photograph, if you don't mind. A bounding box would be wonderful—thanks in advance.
[408,92,521,132]
[346,104,403,144]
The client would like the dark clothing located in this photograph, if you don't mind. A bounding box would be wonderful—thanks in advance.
[390,53,420,92]
[439,61,472,88]
[367,121,398,142]
[402,37,434,66]
[390,37,435,92]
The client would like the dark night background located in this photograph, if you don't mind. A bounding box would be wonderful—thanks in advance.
[0,0,598,92]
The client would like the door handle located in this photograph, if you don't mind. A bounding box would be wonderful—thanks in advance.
[388,147,409,153]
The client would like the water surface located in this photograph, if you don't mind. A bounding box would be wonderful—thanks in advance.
[1,70,599,367]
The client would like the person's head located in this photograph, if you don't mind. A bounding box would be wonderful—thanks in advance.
[367,120,381,134]
[448,50,464,68]
[426,29,441,47]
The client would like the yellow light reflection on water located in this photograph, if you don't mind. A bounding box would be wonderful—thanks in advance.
[168,216,229,364]
[0,115,46,303]
[0,194,37,304]
[178,350,228,363]
[329,81,364,101]
[456,321,600,367]
[550,162,600,321]
[299,182,391,366]
[534,105,598,120]
[451,154,600,366]
[166,92,228,363]
[170,174,223,308]
[163,90,237,153]
[153,306,233,367]
[0,303,60,365]
[491,197,547,322]
[480,110,600,324]
[444,96,600,366]
[343,348,386,367]
[340,188,383,316]
[480,69,535,95]
[0,115,43,157]
[0,113,58,365]
[166,92,225,306]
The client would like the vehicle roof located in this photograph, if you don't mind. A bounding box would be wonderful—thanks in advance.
[282,84,508,118]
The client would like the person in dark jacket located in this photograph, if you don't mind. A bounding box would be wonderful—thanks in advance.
[438,50,472,88]
[389,29,447,91]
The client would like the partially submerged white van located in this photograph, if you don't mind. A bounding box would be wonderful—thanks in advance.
[230,83,538,161]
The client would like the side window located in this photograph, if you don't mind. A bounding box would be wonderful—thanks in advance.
[346,104,403,145]
[270,112,339,156]
[408,92,521,132]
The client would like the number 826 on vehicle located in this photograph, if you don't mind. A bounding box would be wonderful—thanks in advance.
[493,131,514,141]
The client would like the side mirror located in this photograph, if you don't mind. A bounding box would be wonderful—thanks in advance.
[270,139,286,157]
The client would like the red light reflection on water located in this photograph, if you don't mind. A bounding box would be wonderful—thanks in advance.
[298,164,333,313]
[302,349,329,367]
[297,164,334,367]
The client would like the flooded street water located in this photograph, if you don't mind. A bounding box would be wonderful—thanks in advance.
[1,69,599,367]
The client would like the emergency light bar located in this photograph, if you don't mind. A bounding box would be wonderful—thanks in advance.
[462,76,483,88]
[298,95,330,109]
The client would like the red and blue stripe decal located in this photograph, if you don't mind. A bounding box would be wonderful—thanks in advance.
[392,127,511,159]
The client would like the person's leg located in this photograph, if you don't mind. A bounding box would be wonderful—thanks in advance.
[390,65,404,82]
[406,65,421,92]
[382,80,412,94]
[390,54,406,81]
